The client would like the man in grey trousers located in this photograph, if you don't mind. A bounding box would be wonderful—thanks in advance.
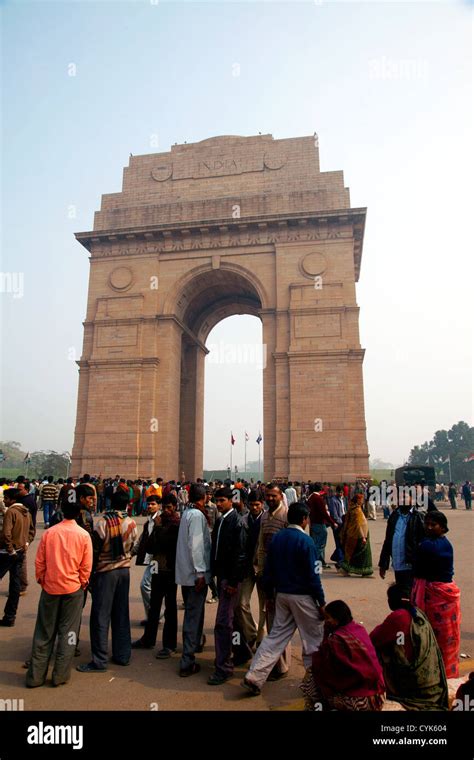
[241,502,325,696]
[175,483,211,677]
[26,499,92,687]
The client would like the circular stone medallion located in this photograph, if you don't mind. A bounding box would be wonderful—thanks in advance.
[300,251,328,277]
[263,152,286,170]
[109,266,134,291]
[151,164,172,182]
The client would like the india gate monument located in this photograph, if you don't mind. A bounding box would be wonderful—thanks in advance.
[71,134,370,482]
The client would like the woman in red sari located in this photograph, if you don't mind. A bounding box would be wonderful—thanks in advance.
[411,511,461,678]
[300,600,385,711]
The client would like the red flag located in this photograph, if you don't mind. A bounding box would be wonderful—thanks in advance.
[231,433,235,445]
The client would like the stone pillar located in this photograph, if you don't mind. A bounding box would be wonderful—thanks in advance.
[153,316,183,480]
[261,310,276,481]
[71,364,90,476]
[179,339,206,481]
[136,360,160,478]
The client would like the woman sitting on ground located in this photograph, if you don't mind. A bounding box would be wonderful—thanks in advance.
[370,584,448,711]
[412,511,461,678]
[300,600,385,711]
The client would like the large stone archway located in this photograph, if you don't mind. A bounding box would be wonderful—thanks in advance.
[71,134,369,481]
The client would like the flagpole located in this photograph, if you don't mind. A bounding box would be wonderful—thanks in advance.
[244,433,247,474]
[230,434,233,479]
[448,454,452,482]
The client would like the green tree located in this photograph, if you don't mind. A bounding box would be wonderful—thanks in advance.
[408,421,474,482]
[28,451,71,480]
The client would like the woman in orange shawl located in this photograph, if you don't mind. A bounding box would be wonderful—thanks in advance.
[339,493,373,576]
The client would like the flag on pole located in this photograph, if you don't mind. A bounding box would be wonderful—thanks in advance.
[256,433,262,444]
[463,453,474,462]
[425,458,430,464]
[24,452,31,463]
[231,433,235,445]
[245,432,249,442]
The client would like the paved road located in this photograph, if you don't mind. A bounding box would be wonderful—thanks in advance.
[0,500,472,711]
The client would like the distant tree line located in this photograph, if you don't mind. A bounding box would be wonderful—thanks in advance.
[0,441,70,479]
[408,421,474,482]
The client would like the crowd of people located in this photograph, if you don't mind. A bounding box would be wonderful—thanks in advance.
[0,473,469,711]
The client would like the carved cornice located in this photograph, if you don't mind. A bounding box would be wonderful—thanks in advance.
[272,349,366,362]
[77,357,160,370]
[75,208,366,280]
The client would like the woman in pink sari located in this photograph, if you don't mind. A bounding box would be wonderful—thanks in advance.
[300,600,385,711]
[412,511,461,678]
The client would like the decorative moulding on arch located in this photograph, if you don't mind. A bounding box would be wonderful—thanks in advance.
[108,266,134,292]
[299,251,328,279]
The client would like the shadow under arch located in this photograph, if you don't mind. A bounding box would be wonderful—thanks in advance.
[163,261,269,343]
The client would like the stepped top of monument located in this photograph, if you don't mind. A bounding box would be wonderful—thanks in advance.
[90,134,355,233]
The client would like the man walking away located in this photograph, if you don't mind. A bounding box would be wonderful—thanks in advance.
[242,503,325,696]
[0,488,35,626]
[285,482,297,506]
[26,499,92,687]
[77,490,138,672]
[462,481,472,510]
[38,476,58,529]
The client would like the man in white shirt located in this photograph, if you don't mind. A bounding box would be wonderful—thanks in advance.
[175,483,211,677]
[285,482,297,506]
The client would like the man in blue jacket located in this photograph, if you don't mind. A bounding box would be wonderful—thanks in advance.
[241,502,325,696]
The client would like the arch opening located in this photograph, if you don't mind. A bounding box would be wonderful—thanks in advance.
[177,269,264,481]
[203,315,264,482]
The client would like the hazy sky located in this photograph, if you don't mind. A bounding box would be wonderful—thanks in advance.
[1,0,472,471]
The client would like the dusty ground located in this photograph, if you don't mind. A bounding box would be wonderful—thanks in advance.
[0,499,472,711]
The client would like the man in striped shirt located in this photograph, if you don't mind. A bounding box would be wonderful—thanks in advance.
[39,476,58,529]
[77,490,138,672]
[256,483,290,680]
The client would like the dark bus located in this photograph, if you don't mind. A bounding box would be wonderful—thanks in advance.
[394,465,436,490]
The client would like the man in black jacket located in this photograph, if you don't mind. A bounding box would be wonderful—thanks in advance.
[378,491,425,588]
[234,489,266,653]
[207,486,247,685]
[132,493,180,658]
